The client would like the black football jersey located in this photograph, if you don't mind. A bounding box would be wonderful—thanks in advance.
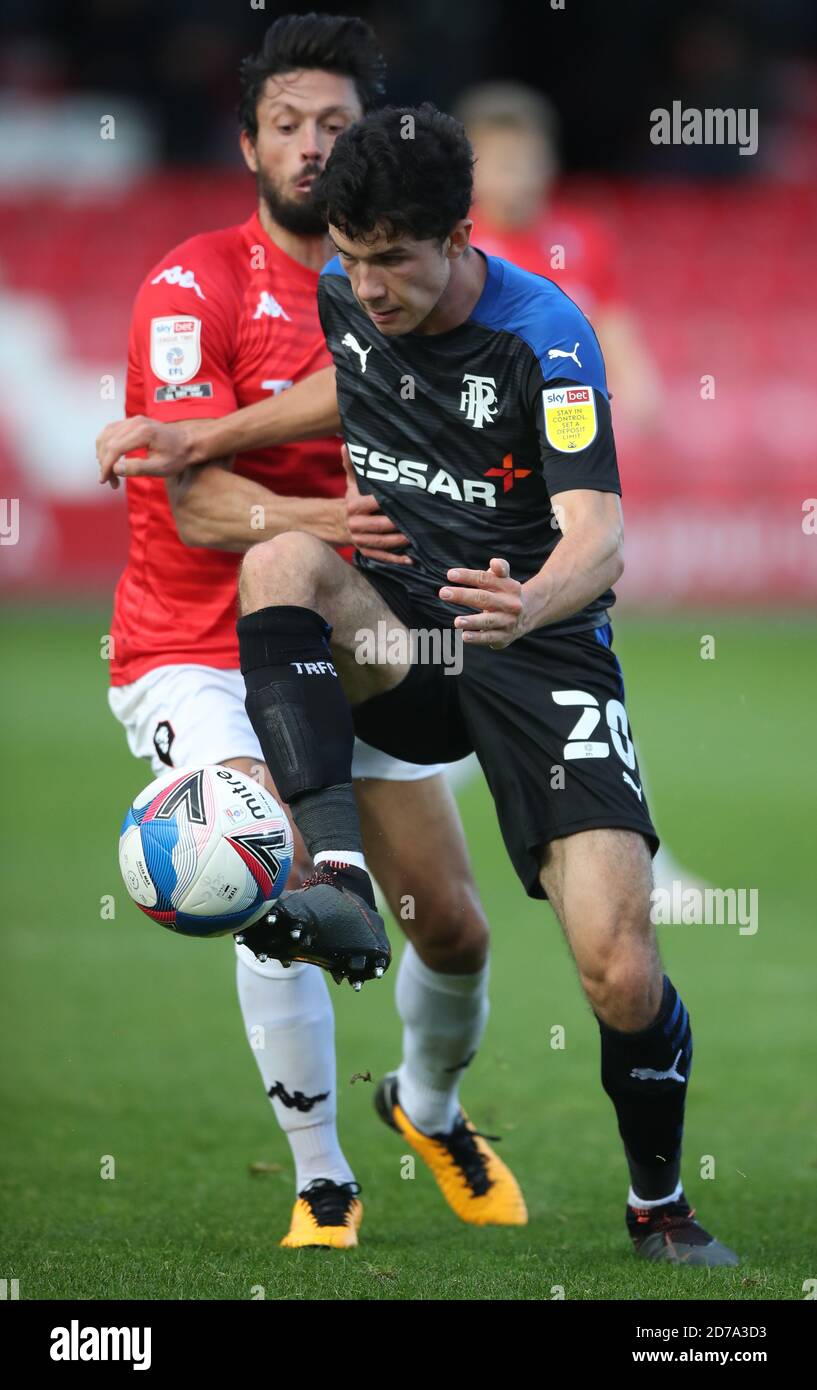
[317,250,622,634]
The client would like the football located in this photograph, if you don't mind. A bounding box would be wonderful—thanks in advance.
[118,765,293,937]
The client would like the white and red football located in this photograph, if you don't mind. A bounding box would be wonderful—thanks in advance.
[118,765,293,937]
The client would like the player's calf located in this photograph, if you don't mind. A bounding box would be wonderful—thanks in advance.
[356,770,490,973]
[404,887,489,974]
[384,870,489,975]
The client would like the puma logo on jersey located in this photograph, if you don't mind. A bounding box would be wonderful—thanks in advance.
[267,1081,330,1112]
[342,332,372,372]
[254,291,291,322]
[623,771,643,800]
[547,341,582,368]
[630,1050,686,1083]
[151,265,205,300]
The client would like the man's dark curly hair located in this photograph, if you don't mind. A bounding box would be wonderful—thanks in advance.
[314,104,475,244]
[239,13,386,139]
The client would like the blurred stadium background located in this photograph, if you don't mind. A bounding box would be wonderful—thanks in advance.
[1,0,816,600]
[1,1,815,1301]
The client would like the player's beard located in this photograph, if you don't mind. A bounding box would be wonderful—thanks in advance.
[256,166,327,237]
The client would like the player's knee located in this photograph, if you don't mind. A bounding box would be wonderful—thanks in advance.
[239,536,280,611]
[239,531,325,613]
[576,918,657,1021]
[408,883,489,971]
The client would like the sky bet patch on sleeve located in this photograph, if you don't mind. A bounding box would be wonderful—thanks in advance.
[542,384,598,452]
[154,382,214,402]
[150,315,202,384]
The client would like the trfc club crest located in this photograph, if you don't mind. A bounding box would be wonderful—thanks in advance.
[460,374,499,428]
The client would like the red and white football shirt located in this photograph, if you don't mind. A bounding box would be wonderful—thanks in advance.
[110,211,343,686]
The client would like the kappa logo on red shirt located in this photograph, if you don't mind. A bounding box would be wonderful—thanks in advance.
[151,265,205,300]
[253,291,291,322]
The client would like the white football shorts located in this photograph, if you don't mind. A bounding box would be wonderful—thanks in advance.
[108,662,449,783]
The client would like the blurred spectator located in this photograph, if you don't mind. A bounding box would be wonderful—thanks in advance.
[458,81,664,434]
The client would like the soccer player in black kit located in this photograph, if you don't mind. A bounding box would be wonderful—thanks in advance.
[231,104,739,1266]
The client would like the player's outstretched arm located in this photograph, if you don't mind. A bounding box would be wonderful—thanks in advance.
[439,490,624,648]
[96,365,341,487]
[169,448,412,559]
[166,459,351,552]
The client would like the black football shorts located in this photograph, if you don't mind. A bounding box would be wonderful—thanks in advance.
[349,568,659,900]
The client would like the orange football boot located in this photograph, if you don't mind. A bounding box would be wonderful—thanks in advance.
[280,1178,363,1248]
[375,1073,527,1227]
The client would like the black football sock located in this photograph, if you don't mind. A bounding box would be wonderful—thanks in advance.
[238,605,364,866]
[596,975,692,1202]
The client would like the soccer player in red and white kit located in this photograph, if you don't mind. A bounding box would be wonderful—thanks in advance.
[106,15,526,1248]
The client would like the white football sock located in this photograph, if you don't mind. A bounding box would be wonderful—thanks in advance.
[395,941,490,1134]
[313,850,367,871]
[628,1180,684,1209]
[235,950,355,1193]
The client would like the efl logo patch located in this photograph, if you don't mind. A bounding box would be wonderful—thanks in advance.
[154,382,214,402]
[543,384,597,453]
[150,316,202,385]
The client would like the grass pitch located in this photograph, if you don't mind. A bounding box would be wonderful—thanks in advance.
[1,607,814,1300]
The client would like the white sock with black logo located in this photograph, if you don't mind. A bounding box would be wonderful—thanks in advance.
[395,942,490,1134]
[235,950,355,1193]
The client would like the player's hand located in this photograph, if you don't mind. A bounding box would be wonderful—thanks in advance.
[439,557,527,649]
[341,444,413,566]
[96,416,197,489]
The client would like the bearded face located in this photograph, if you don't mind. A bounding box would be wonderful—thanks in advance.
[255,160,328,237]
